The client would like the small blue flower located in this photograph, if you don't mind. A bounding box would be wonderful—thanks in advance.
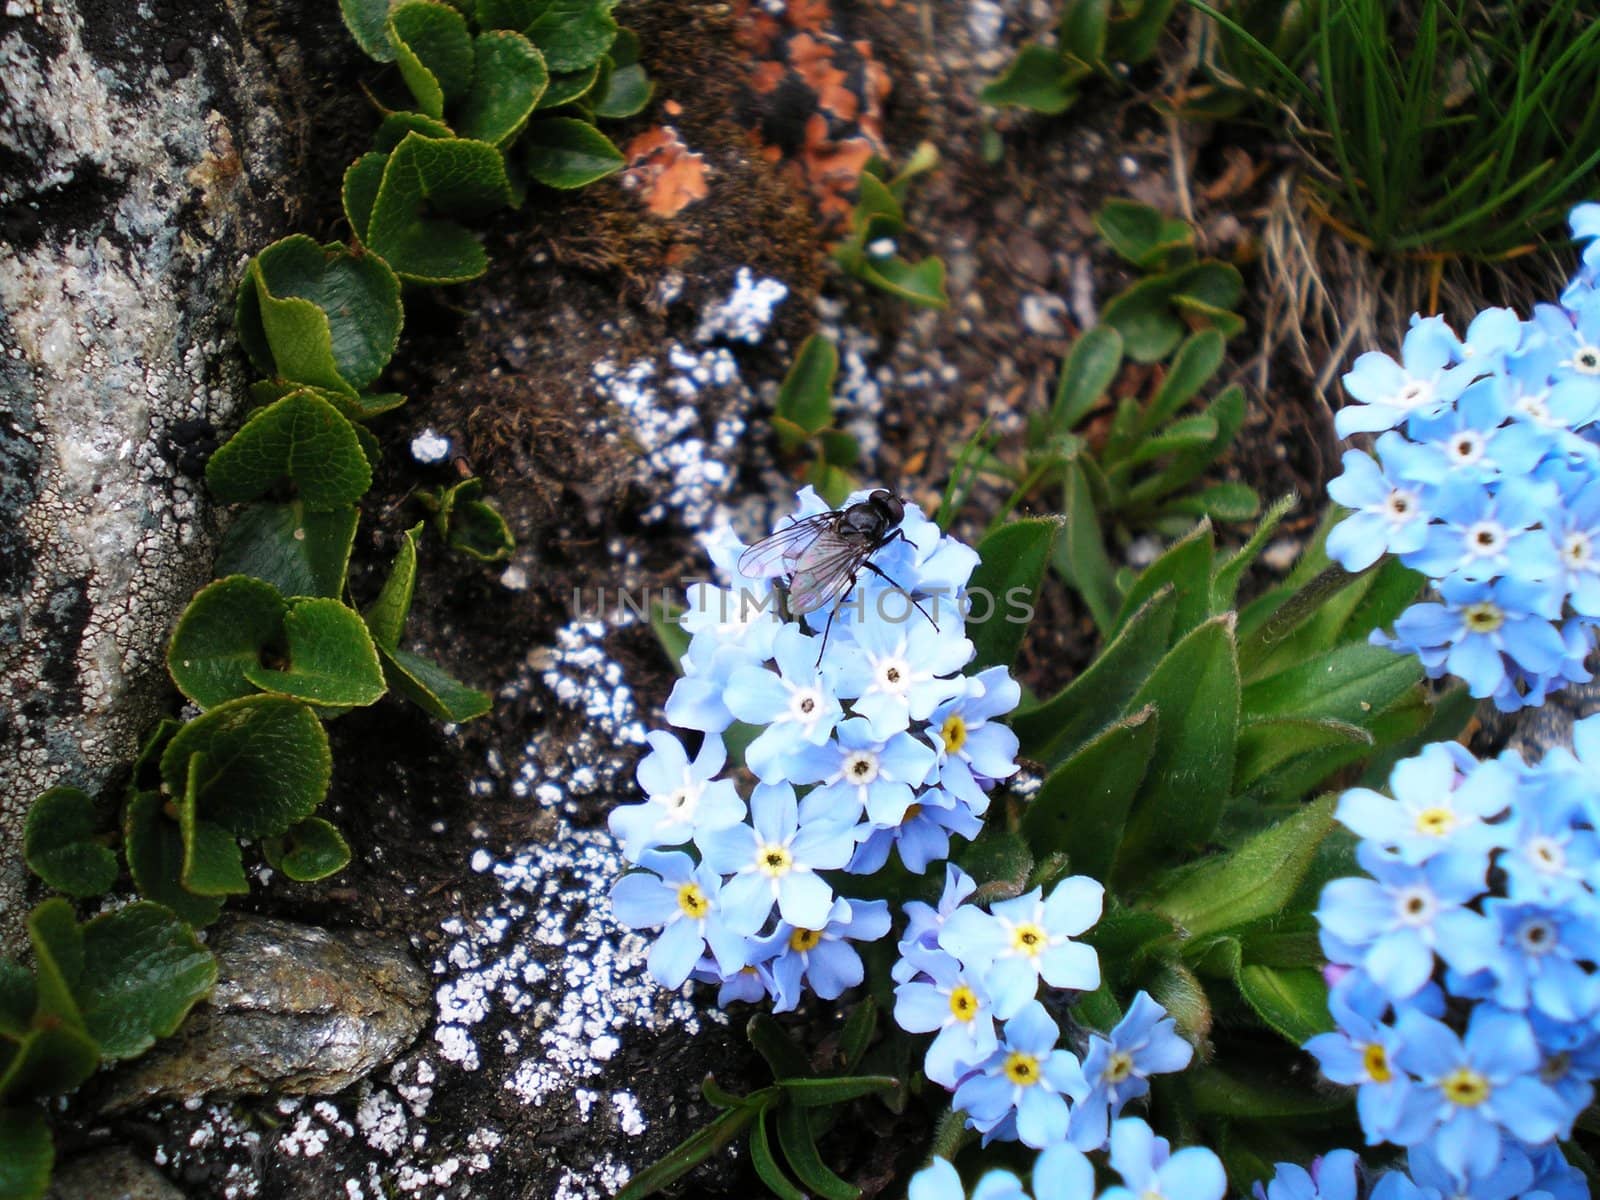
[1252,1149,1361,1200]
[725,624,845,783]
[953,1000,1088,1148]
[696,782,855,934]
[1099,1117,1228,1200]
[763,897,892,1012]
[1528,1142,1589,1200]
[829,605,974,740]
[1405,476,1559,586]
[1404,1140,1538,1200]
[851,785,985,875]
[608,731,746,860]
[939,878,1103,1018]
[791,717,937,826]
[895,865,979,983]
[907,1159,1032,1200]
[1305,973,1436,1146]
[1333,742,1512,867]
[1337,316,1475,437]
[927,666,1022,812]
[1326,443,1433,571]
[1068,991,1194,1151]
[893,948,1001,1088]
[609,851,749,988]
[1381,575,1566,702]
[1455,899,1600,1021]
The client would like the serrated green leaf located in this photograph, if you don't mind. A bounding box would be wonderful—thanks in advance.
[241,597,387,708]
[167,576,289,708]
[159,696,332,839]
[390,0,474,119]
[524,118,624,188]
[178,755,248,898]
[1012,585,1176,766]
[979,44,1080,113]
[1054,460,1118,632]
[775,1076,900,1107]
[613,1104,758,1200]
[238,236,403,394]
[459,30,548,146]
[1021,706,1157,879]
[76,903,216,1061]
[383,646,493,722]
[23,787,116,897]
[206,390,372,511]
[264,817,352,882]
[1236,964,1333,1045]
[525,0,618,71]
[124,791,224,928]
[0,1106,53,1200]
[343,152,388,241]
[775,334,838,443]
[1051,325,1122,434]
[1112,519,1214,642]
[538,63,600,108]
[966,518,1057,671]
[1150,795,1336,938]
[214,502,359,600]
[374,111,456,154]
[1116,614,1241,875]
[339,0,398,61]
[367,134,512,283]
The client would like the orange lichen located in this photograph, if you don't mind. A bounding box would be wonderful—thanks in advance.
[622,127,711,218]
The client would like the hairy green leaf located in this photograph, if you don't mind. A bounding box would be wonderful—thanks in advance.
[206,390,372,511]
[966,518,1057,671]
[1022,707,1157,879]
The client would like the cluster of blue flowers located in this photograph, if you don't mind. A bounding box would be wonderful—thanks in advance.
[1325,205,1600,710]
[1301,724,1600,1197]
[609,488,1023,1008]
[890,864,1193,1152]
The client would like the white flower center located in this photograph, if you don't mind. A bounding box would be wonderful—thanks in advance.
[1448,432,1485,465]
[1518,918,1558,957]
[788,686,824,726]
[660,781,701,822]
[1394,379,1434,410]
[1564,533,1593,569]
[1465,521,1505,556]
[1517,392,1555,424]
[756,842,794,878]
[873,655,913,696]
[1570,344,1600,374]
[843,750,880,787]
[1383,488,1421,523]
[1394,886,1437,927]
[1527,836,1567,873]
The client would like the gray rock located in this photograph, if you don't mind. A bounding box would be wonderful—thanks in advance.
[0,0,331,956]
[95,916,429,1112]
[48,1146,183,1200]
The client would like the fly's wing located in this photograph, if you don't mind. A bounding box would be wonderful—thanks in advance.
[787,532,870,614]
[737,514,835,579]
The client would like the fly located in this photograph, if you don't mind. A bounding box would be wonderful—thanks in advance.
[738,489,938,661]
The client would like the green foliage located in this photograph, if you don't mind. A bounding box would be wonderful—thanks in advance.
[982,0,1176,115]
[0,1106,52,1200]
[206,389,373,510]
[523,117,626,188]
[417,477,516,561]
[1186,0,1600,259]
[832,146,948,310]
[263,817,353,882]
[22,788,116,898]
[766,334,859,508]
[965,517,1058,671]
[213,503,359,600]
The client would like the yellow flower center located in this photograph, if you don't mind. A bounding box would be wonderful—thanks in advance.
[1442,1067,1490,1107]
[948,985,979,1022]
[757,844,793,878]
[941,714,968,755]
[1104,1051,1135,1083]
[1010,923,1047,957]
[789,927,823,952]
[676,883,709,919]
[1363,1043,1392,1084]
[1463,602,1504,634]
[1414,807,1456,837]
[1003,1051,1040,1086]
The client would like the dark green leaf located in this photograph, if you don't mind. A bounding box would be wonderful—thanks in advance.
[339,0,398,61]
[748,1014,811,1080]
[25,900,85,1030]
[374,111,455,154]
[0,1024,99,1103]
[751,1109,806,1200]
[1050,325,1123,433]
[76,903,217,1060]
[1210,492,1296,614]
[839,998,876,1074]
[1187,1063,1349,1120]
[265,817,352,882]
[366,134,512,283]
[1122,413,1218,465]
[1112,519,1215,642]
[0,1106,53,1200]
[167,576,289,708]
[775,1076,900,1108]
[1243,642,1424,729]
[1101,275,1185,362]
[23,787,116,897]
[389,0,474,118]
[538,63,600,108]
[206,390,372,511]
[1146,958,1211,1053]
[242,597,388,708]
[613,1104,757,1200]
[775,334,838,442]
[1144,331,1224,431]
[177,755,248,898]
[383,646,493,722]
[159,696,332,839]
[1059,0,1109,63]
[0,963,34,1038]
[1236,964,1333,1045]
[365,524,423,651]
[966,518,1057,671]
[524,117,624,188]
[342,152,387,240]
[979,44,1080,113]
[1011,585,1176,765]
[1161,482,1261,523]
[213,502,359,600]
[459,30,548,146]
[1054,460,1118,632]
[1234,717,1371,792]
[124,791,224,928]
[1095,198,1193,270]
[1021,707,1156,879]
[776,1103,857,1200]
[955,826,1033,904]
[858,255,949,309]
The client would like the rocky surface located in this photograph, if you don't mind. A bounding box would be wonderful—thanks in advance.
[0,0,346,956]
[94,916,428,1112]
[48,1145,185,1200]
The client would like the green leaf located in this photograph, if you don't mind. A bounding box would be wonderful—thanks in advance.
[374,111,456,153]
[1234,717,1371,792]
[1111,518,1214,641]
[340,0,398,61]
[1116,614,1241,875]
[159,696,332,839]
[1242,642,1424,729]
[365,524,423,650]
[524,117,624,188]
[776,1103,857,1200]
[955,826,1034,904]
[1210,492,1297,614]
[1050,325,1123,433]
[1021,707,1157,879]
[1236,964,1333,1045]
[1161,481,1261,523]
[775,1076,900,1107]
[1125,384,1247,511]
[775,334,838,442]
[0,962,34,1038]
[1059,0,1109,62]
[342,152,388,239]
[389,0,474,119]
[167,576,289,708]
[613,1104,758,1200]
[1011,585,1176,766]
[966,518,1057,671]
[23,787,116,897]
[366,134,512,284]
[237,235,403,394]
[1054,460,1118,632]
[383,646,493,722]
[206,389,372,511]
[420,478,515,561]
[76,903,217,1060]
[459,30,548,147]
[839,997,876,1073]
[538,63,600,108]
[522,0,619,72]
[859,255,950,309]
[264,817,352,882]
[748,1013,811,1079]
[177,755,249,898]
[1144,331,1224,430]
[751,1109,806,1200]
[1150,794,1336,938]
[124,791,224,928]
[979,44,1080,113]
[213,502,359,600]
[1187,1063,1349,1120]
[242,597,388,708]
[0,1023,100,1103]
[594,59,653,119]
[26,900,85,1030]
[1101,275,1185,362]
[1147,958,1211,1052]
[1095,199,1193,270]
[0,1106,52,1200]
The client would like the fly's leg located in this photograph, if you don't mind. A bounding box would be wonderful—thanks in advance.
[812,579,858,667]
[860,560,939,632]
